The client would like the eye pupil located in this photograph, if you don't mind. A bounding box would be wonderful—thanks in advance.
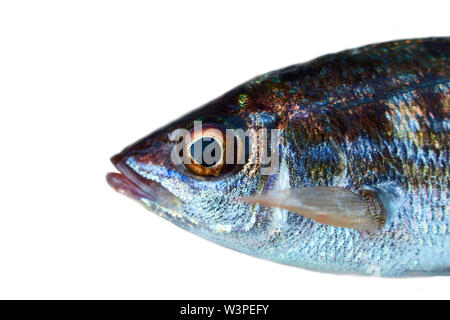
[189,137,222,168]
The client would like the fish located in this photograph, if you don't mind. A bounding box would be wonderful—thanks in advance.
[107,38,449,277]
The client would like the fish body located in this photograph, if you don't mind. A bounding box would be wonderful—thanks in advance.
[108,38,449,277]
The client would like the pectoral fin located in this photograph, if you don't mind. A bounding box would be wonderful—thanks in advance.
[239,187,385,232]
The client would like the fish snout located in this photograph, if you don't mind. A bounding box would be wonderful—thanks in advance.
[107,150,181,211]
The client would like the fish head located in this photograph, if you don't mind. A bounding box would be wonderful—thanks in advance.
[107,85,280,237]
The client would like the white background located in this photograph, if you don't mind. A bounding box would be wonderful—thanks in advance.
[0,1,449,299]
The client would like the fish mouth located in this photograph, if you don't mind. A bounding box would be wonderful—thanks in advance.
[106,154,181,211]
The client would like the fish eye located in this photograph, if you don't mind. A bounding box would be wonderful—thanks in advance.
[189,137,223,168]
[172,122,247,179]
[184,125,227,177]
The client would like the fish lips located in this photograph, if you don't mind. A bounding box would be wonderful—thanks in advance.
[107,153,182,212]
